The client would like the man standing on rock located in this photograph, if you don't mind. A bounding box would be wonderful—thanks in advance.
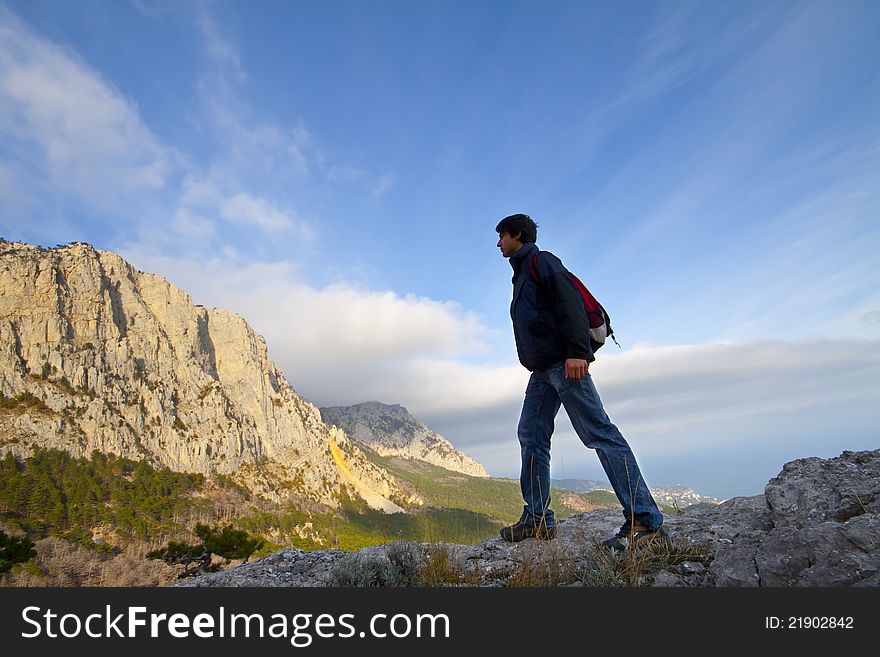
[496,213,666,550]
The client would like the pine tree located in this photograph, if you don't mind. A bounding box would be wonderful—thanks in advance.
[0,529,36,573]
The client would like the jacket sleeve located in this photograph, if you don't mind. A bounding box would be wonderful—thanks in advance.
[538,255,595,363]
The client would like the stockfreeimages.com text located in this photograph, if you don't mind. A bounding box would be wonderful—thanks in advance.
[21,605,450,646]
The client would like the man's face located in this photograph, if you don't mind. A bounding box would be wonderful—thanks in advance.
[497,231,524,258]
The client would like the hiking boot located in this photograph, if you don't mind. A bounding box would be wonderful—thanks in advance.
[500,519,557,542]
[602,522,668,552]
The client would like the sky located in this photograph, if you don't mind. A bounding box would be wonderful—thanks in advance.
[1,0,878,499]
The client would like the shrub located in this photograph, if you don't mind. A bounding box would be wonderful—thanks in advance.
[0,529,37,573]
[328,554,390,587]
[147,524,263,579]
[385,542,422,586]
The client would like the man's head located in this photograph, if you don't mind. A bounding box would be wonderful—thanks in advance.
[496,213,538,258]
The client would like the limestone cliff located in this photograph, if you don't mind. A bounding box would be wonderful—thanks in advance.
[320,401,489,478]
[0,239,417,511]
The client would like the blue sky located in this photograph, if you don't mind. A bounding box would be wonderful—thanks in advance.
[1,0,878,498]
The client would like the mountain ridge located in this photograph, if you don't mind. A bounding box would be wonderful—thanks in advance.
[552,478,724,508]
[320,401,488,478]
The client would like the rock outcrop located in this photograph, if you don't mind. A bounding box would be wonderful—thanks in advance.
[320,401,488,478]
[181,449,880,587]
[0,239,415,511]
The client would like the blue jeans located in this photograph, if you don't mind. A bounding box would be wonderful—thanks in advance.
[516,362,663,530]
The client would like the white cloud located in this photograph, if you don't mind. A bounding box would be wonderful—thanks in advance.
[0,11,173,208]
[220,192,307,236]
[591,340,879,432]
[201,95,315,180]
[429,339,878,499]
[117,249,492,380]
[171,206,216,242]
[370,173,397,202]
[190,6,394,206]
[166,175,314,241]
[195,3,245,83]
[0,161,28,213]
[116,248,524,450]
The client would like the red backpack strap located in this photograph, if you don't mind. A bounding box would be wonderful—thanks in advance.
[529,252,540,281]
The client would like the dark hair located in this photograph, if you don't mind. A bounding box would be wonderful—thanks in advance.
[495,213,538,243]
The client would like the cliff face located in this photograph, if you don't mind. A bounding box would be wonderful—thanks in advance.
[0,240,415,511]
[320,401,489,478]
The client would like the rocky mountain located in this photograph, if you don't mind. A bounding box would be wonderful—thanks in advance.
[320,401,489,478]
[552,479,724,509]
[550,478,610,493]
[181,449,880,587]
[650,486,724,509]
[0,239,418,512]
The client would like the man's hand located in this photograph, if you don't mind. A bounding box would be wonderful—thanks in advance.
[564,358,590,380]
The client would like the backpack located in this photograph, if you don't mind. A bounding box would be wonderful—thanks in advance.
[529,252,620,352]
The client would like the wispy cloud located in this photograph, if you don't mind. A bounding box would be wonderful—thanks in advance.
[220,191,311,237]
[594,340,879,430]
[130,0,181,19]
[188,4,395,214]
[117,248,493,385]
[194,2,245,83]
[552,4,880,348]
[199,95,316,181]
[428,339,879,497]
[370,173,397,202]
[0,9,174,212]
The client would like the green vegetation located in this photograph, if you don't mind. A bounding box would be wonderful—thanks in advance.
[239,494,502,552]
[328,541,423,587]
[0,529,36,573]
[371,454,523,520]
[0,449,204,543]
[327,533,712,588]
[327,542,475,587]
[360,451,620,525]
[322,495,500,549]
[0,446,634,586]
[329,553,398,587]
[573,536,711,587]
[0,391,52,415]
[213,474,251,500]
[148,523,264,578]
[579,489,622,508]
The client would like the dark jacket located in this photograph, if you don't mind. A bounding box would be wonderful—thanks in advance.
[509,242,593,371]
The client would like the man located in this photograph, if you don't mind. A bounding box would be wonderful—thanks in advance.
[496,213,666,551]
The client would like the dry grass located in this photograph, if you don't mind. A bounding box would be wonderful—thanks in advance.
[418,542,480,587]
[576,534,710,587]
[506,540,578,587]
[0,537,180,587]
[500,527,710,588]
